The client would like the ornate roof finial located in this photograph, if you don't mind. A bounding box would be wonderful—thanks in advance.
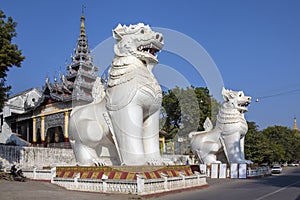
[294,116,298,131]
[80,5,86,37]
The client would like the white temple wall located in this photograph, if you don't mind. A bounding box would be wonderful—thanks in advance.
[0,145,76,169]
[0,144,195,170]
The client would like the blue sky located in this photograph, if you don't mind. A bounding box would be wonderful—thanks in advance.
[2,0,300,130]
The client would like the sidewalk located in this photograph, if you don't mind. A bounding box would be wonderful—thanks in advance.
[0,177,247,200]
[0,180,138,200]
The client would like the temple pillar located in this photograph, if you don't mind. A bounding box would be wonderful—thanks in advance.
[41,116,45,145]
[64,111,69,142]
[32,117,37,145]
[27,120,30,142]
[54,127,60,143]
[159,136,165,154]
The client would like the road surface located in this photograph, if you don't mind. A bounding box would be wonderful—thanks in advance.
[157,167,300,200]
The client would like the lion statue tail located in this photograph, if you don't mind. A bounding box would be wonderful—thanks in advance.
[203,117,213,132]
[189,117,213,138]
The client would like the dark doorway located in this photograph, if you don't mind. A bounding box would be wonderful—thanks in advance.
[46,126,64,146]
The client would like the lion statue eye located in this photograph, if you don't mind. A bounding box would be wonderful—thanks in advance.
[140,29,144,34]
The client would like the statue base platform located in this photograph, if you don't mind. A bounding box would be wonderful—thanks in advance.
[56,165,196,180]
[52,165,207,195]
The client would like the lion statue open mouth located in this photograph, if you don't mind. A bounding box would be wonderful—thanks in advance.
[189,88,253,165]
[68,23,164,166]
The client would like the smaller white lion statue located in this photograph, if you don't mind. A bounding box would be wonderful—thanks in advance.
[189,88,252,165]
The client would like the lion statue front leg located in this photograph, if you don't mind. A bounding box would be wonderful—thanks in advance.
[109,105,146,165]
[221,132,252,164]
[108,91,162,166]
[142,109,162,165]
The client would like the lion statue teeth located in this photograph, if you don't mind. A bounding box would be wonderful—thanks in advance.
[68,23,164,166]
[189,88,253,165]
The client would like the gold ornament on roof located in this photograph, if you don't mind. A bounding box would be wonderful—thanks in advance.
[80,5,86,37]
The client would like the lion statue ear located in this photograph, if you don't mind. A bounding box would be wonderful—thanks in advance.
[112,24,124,40]
[222,87,229,101]
[222,87,234,101]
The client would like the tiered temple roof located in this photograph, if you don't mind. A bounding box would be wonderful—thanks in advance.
[39,9,98,106]
[0,9,100,147]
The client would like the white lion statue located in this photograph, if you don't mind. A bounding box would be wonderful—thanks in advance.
[69,23,164,166]
[189,88,253,165]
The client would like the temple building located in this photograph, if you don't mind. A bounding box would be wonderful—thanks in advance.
[0,11,98,147]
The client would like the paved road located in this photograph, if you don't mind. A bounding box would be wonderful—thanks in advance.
[0,167,299,200]
[158,167,300,200]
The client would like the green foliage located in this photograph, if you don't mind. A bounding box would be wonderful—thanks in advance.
[245,123,300,164]
[194,87,213,130]
[0,10,25,109]
[160,89,181,140]
[245,122,268,163]
[262,126,297,163]
[160,86,219,140]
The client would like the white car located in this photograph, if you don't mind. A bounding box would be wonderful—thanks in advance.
[288,163,299,167]
[271,165,282,174]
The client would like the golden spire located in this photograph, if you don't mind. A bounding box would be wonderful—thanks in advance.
[80,5,86,37]
[294,116,298,131]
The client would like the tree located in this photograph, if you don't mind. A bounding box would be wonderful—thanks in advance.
[172,86,200,136]
[0,10,25,109]
[160,86,219,140]
[160,88,181,140]
[262,126,297,163]
[194,87,219,130]
[245,122,272,163]
[294,131,300,161]
[245,124,299,164]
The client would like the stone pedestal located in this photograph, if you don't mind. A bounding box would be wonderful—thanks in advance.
[52,165,207,195]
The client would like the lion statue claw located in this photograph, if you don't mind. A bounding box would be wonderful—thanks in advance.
[69,23,164,166]
[189,88,253,165]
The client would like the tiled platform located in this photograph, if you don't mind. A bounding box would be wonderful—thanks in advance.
[56,165,194,180]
